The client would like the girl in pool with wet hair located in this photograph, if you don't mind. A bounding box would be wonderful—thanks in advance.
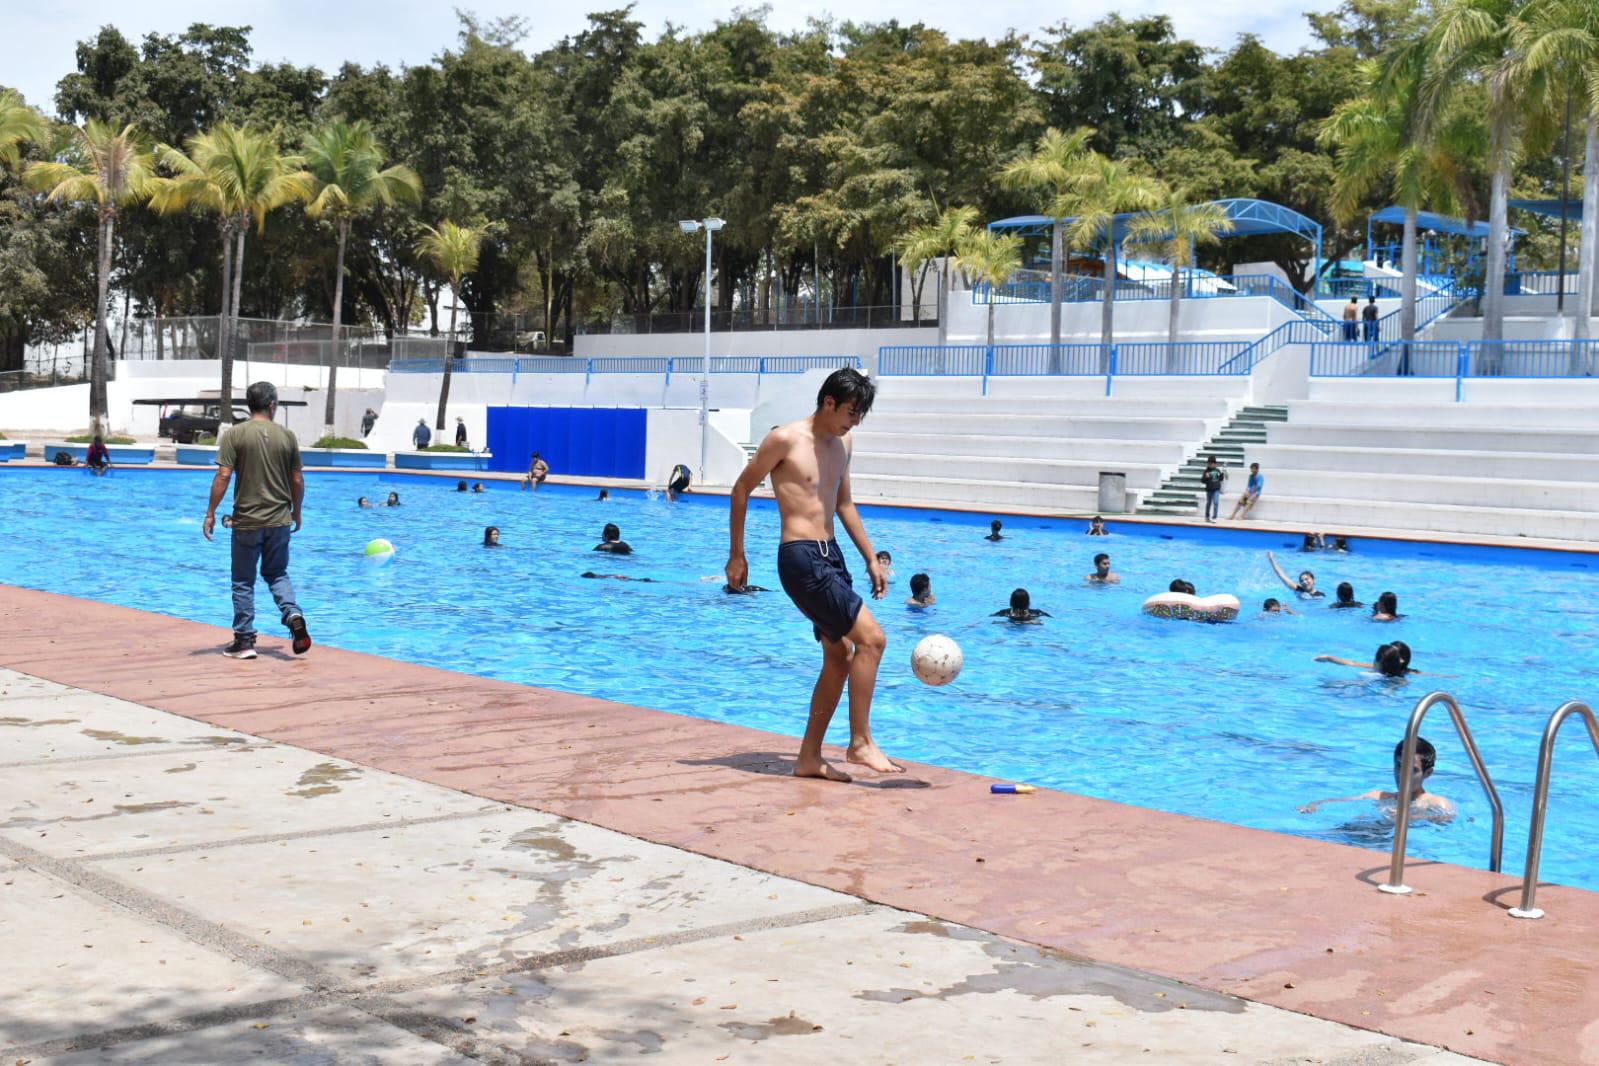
[1371,591,1401,621]
[483,526,501,547]
[1315,640,1445,678]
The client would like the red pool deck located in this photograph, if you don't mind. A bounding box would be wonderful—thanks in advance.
[3,583,1595,1065]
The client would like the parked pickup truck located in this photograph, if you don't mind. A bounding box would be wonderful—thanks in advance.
[157,401,251,444]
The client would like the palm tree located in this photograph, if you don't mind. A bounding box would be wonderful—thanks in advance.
[953,229,1023,352]
[25,120,155,434]
[0,89,46,171]
[998,126,1096,348]
[1126,191,1235,366]
[895,205,979,346]
[303,119,422,433]
[1519,0,1599,337]
[416,221,486,434]
[1320,56,1479,342]
[1423,0,1560,341]
[1061,155,1165,355]
[151,125,311,418]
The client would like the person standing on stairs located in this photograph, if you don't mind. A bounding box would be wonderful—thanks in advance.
[1200,456,1226,523]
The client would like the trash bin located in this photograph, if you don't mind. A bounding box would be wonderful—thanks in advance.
[1097,471,1127,514]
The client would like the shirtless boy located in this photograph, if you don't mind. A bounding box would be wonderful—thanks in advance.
[726,368,898,782]
[1298,737,1456,822]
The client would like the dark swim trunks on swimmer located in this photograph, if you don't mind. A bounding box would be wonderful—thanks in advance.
[777,539,863,643]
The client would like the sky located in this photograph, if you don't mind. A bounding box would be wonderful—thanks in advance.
[4,0,1331,116]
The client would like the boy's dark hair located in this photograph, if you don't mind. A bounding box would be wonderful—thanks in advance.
[1205,455,1217,464]
[1390,640,1412,666]
[1009,587,1030,610]
[1336,581,1355,603]
[876,550,891,562]
[602,522,621,541]
[1094,553,1109,565]
[1374,643,1408,677]
[1091,515,1103,523]
[457,480,468,491]
[990,519,1002,530]
[910,572,930,596]
[1263,598,1280,610]
[816,367,876,416]
[1375,591,1399,614]
[1169,578,1195,594]
[1393,736,1438,776]
[245,380,277,413]
[1250,462,1260,471]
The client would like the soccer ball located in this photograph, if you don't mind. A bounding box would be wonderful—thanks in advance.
[364,538,396,567]
[911,634,963,687]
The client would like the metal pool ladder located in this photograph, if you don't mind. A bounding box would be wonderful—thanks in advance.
[1380,691,1505,896]
[1507,701,1599,920]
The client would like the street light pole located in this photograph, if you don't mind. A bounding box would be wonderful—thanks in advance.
[680,216,725,485]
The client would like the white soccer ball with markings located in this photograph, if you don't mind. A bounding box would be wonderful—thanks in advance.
[911,634,963,687]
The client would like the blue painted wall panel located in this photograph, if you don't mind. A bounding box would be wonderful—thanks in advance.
[485,407,647,479]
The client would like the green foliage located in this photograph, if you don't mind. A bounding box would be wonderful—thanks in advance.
[423,443,469,452]
[66,434,135,443]
[311,435,366,449]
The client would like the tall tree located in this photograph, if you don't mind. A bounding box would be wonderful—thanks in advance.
[1062,155,1165,352]
[416,220,485,432]
[1126,190,1235,361]
[303,118,421,432]
[998,126,1096,348]
[895,205,979,346]
[25,120,155,433]
[0,90,47,171]
[954,229,1023,350]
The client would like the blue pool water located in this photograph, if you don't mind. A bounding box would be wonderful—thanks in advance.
[4,467,1599,891]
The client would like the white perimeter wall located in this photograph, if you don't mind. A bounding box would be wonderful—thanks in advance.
[574,328,935,376]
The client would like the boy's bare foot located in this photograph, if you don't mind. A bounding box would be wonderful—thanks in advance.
[847,742,905,773]
[794,757,852,783]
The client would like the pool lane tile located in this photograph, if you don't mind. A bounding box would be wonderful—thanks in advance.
[0,867,298,1050]
[387,908,1486,1065]
[0,743,496,858]
[26,1005,479,1066]
[4,584,1599,1065]
[91,808,855,988]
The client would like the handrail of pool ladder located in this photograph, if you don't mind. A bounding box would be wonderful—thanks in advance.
[1507,701,1599,920]
[1381,691,1505,895]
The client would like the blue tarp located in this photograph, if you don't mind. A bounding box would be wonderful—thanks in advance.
[1368,206,1525,238]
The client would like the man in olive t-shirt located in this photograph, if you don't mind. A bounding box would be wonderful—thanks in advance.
[203,381,311,660]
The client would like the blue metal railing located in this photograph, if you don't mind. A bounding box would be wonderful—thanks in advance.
[1310,341,1461,378]
[1115,342,1252,375]
[1310,339,1599,400]
[877,342,1253,395]
[387,355,861,376]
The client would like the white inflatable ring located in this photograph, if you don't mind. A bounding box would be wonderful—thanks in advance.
[1142,592,1240,623]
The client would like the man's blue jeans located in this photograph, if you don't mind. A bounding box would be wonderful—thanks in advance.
[231,525,300,640]
[1204,489,1221,520]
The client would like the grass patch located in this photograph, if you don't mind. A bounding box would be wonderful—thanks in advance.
[66,434,136,444]
[422,443,469,452]
[312,435,368,449]
[195,434,218,445]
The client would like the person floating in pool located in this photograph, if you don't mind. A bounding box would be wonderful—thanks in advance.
[667,463,692,500]
[993,587,1049,624]
[1297,737,1456,823]
[385,491,401,507]
[1330,582,1364,610]
[593,522,632,554]
[985,519,1005,542]
[1267,551,1323,598]
[1168,578,1196,595]
[725,366,898,781]
[357,497,372,508]
[581,571,655,582]
[1087,516,1108,536]
[1087,553,1119,584]
[1262,597,1298,615]
[724,581,769,594]
[906,572,935,608]
[521,452,549,491]
[483,526,501,547]
[1315,641,1445,678]
[1371,591,1402,621]
[875,550,894,580]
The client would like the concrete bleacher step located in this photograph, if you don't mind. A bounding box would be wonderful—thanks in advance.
[850,473,1111,511]
[849,432,1187,465]
[1266,422,1599,455]
[1136,405,1286,517]
[1252,495,1599,541]
[850,451,1168,489]
[1248,468,1599,512]
[1247,444,1599,481]
[861,411,1213,442]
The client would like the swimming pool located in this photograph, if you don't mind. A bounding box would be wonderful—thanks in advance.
[4,467,1598,892]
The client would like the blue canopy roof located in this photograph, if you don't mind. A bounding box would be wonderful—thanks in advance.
[989,198,1322,249]
[1510,198,1585,220]
[1368,206,1524,238]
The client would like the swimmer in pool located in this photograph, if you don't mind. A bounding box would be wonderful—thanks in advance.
[1330,582,1364,609]
[1331,536,1350,552]
[482,526,501,547]
[1315,641,1446,677]
[358,497,372,508]
[875,550,894,580]
[385,491,401,507]
[456,480,468,492]
[723,582,769,594]
[596,489,609,501]
[1168,579,1196,596]
[1262,597,1298,615]
[593,522,632,554]
[1087,516,1108,536]
[1087,553,1119,584]
[985,519,1004,542]
[581,571,655,582]
[993,587,1049,624]
[906,572,935,608]
[1300,532,1325,552]
[221,514,234,529]
[1372,591,1402,621]
[472,482,485,493]
[1298,737,1456,822]
[1267,551,1323,598]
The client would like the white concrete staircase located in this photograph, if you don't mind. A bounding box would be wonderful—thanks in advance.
[848,377,1248,512]
[1244,379,1599,541]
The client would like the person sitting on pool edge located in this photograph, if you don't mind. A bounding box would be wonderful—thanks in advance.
[483,526,501,547]
[593,522,632,554]
[456,480,469,492]
[1372,591,1401,621]
[1087,553,1119,584]
[1262,598,1298,616]
[993,587,1049,624]
[385,491,401,507]
[521,451,549,491]
[1330,582,1363,609]
[1297,736,1456,822]
[906,572,935,608]
[86,434,112,476]
[985,519,1004,541]
[1267,550,1323,598]
[1087,516,1107,536]
[875,550,894,580]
